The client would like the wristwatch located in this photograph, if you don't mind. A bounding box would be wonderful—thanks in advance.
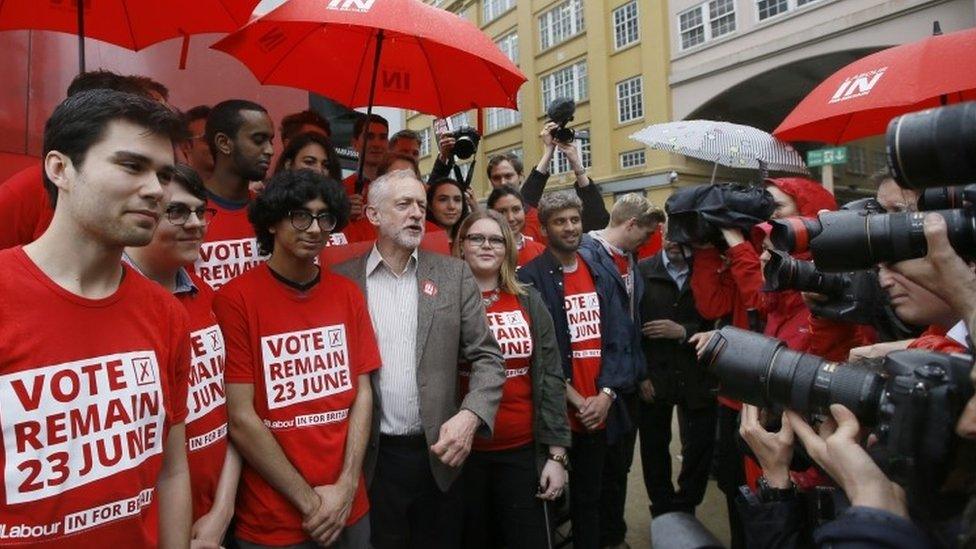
[548,453,570,469]
[757,476,796,502]
[600,387,617,401]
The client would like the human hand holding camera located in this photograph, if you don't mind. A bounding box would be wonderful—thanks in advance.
[740,404,794,488]
[437,133,456,163]
[689,330,716,359]
[920,212,976,337]
[787,404,908,518]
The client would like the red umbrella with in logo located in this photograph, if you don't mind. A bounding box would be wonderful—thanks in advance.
[211,0,526,190]
[773,26,976,143]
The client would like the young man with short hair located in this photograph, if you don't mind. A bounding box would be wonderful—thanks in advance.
[0,89,191,547]
[196,99,275,289]
[517,192,612,549]
[0,70,166,250]
[579,193,663,548]
[342,114,389,220]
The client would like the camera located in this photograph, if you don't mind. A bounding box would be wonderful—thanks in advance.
[700,326,975,519]
[763,250,851,297]
[546,97,578,144]
[769,207,976,272]
[448,126,481,160]
[665,183,776,247]
[886,101,976,190]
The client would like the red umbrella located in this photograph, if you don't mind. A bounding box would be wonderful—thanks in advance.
[773,26,976,143]
[0,0,259,72]
[211,0,526,192]
[211,0,525,118]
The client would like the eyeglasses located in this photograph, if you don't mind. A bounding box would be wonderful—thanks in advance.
[289,210,337,232]
[165,205,216,226]
[464,233,506,249]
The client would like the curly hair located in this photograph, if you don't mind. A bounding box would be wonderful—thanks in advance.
[248,169,350,256]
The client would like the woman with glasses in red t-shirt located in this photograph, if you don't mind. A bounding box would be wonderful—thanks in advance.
[452,210,570,549]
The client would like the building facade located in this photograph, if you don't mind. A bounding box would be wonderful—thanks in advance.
[408,0,684,207]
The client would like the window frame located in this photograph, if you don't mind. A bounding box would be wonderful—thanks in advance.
[619,149,646,169]
[677,0,737,51]
[540,60,588,111]
[538,0,585,51]
[615,75,644,124]
[612,1,640,51]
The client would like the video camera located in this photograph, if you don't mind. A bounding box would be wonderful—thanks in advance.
[767,102,976,272]
[701,326,975,520]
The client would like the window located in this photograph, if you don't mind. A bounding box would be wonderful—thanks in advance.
[449,112,470,130]
[613,1,640,50]
[509,147,524,161]
[551,132,591,174]
[620,149,646,169]
[539,0,585,50]
[872,150,888,173]
[541,60,588,109]
[496,32,519,65]
[757,0,818,21]
[483,0,515,24]
[616,76,644,124]
[485,92,522,132]
[419,128,431,157]
[678,0,736,50]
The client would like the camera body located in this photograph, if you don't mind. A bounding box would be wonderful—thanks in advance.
[546,97,578,144]
[701,326,974,519]
[448,126,481,160]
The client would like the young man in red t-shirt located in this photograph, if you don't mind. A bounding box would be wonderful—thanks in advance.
[341,113,389,222]
[0,89,191,547]
[194,99,275,290]
[517,192,614,549]
[216,170,380,547]
[123,165,240,546]
[0,70,166,251]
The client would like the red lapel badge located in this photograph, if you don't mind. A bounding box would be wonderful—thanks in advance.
[422,279,438,297]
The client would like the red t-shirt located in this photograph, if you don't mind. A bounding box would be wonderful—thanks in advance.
[523,207,546,245]
[563,258,603,432]
[517,236,546,268]
[0,164,53,250]
[341,174,369,200]
[214,265,381,545]
[0,247,190,547]
[177,272,229,522]
[193,198,266,290]
[460,291,534,451]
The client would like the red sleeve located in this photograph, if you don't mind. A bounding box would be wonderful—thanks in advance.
[0,165,47,250]
[908,326,968,354]
[806,314,873,362]
[213,285,255,383]
[726,242,766,312]
[167,299,192,425]
[349,284,382,376]
[690,247,735,320]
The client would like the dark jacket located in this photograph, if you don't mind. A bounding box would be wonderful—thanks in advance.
[515,287,572,470]
[517,248,633,443]
[577,233,646,393]
[638,252,716,410]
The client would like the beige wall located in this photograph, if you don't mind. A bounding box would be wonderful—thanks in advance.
[668,0,975,120]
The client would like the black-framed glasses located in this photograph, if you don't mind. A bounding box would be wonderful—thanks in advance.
[289,210,337,232]
[165,205,216,226]
[464,233,506,248]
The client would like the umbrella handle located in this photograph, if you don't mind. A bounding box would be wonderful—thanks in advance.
[355,29,386,196]
[76,0,85,74]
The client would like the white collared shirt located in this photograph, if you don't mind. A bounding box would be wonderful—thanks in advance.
[365,245,423,435]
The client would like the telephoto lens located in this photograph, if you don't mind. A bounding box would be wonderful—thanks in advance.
[917,185,967,210]
[808,208,976,271]
[763,250,850,297]
[769,217,822,253]
[699,327,885,424]
[886,101,976,190]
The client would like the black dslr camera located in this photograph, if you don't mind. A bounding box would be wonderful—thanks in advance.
[546,97,580,144]
[701,326,976,520]
[448,126,481,160]
[766,102,976,272]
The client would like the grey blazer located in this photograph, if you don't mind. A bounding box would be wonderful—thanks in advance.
[332,249,505,491]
